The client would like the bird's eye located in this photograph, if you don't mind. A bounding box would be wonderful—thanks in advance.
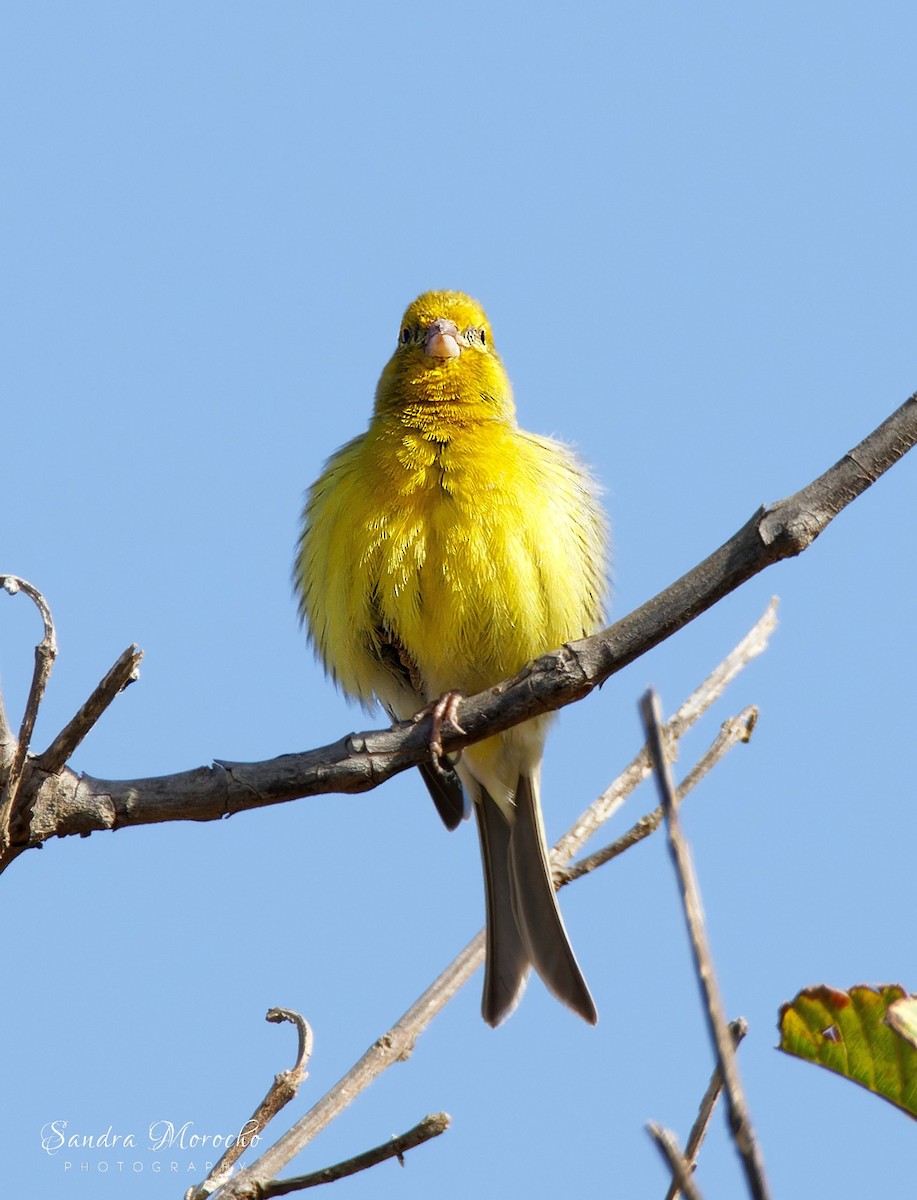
[400,327,412,344]
[479,327,487,346]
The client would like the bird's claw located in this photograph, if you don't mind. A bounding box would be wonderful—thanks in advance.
[415,691,466,776]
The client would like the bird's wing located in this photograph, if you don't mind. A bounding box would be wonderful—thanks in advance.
[418,760,468,831]
[377,626,469,831]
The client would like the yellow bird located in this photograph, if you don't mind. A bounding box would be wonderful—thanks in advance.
[295,290,608,1026]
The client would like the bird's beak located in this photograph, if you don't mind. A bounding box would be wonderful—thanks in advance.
[424,318,464,360]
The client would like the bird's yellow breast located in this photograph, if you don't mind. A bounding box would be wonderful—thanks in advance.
[299,402,606,716]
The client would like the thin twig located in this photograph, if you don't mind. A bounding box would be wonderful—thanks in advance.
[559,707,758,885]
[214,620,769,1200]
[640,690,771,1200]
[258,1113,450,1197]
[37,644,143,774]
[186,1010,314,1200]
[0,576,57,850]
[647,1125,706,1200]
[664,1018,748,1200]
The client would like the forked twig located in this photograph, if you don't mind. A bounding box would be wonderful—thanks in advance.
[552,600,776,865]
[559,707,758,886]
[641,690,771,1200]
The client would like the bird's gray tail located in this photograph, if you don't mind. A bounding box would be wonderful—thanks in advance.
[475,772,597,1027]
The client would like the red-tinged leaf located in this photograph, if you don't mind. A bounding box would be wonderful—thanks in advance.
[778,984,917,1119]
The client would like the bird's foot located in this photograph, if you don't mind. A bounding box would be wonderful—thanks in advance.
[414,690,466,776]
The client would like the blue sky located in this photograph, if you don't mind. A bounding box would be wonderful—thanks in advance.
[3,3,916,1196]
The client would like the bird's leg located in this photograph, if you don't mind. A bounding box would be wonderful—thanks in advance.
[413,690,466,775]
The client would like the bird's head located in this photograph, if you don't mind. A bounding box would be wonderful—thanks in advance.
[398,291,492,360]
[374,290,514,420]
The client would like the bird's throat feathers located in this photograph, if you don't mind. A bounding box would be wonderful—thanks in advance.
[373,355,516,434]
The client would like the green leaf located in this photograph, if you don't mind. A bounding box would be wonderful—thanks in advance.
[778,984,917,1119]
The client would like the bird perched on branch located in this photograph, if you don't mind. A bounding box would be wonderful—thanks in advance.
[295,289,608,1026]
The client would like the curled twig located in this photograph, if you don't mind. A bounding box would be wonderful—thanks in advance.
[185,1009,314,1200]
[0,576,58,850]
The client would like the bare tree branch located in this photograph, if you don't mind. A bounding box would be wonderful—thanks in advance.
[2,390,914,869]
[641,690,771,1200]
